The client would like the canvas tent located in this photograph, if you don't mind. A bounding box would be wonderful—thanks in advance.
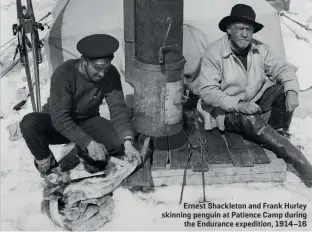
[44,0,285,83]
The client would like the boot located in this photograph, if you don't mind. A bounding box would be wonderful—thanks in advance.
[225,114,312,187]
[34,153,59,178]
[281,111,293,139]
[268,106,293,139]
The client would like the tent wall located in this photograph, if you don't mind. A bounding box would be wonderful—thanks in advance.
[44,0,286,78]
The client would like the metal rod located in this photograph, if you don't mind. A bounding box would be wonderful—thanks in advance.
[201,144,206,202]
[179,149,193,205]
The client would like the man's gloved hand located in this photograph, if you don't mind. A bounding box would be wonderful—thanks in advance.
[124,141,142,165]
[285,91,299,112]
[237,102,262,115]
[87,140,108,162]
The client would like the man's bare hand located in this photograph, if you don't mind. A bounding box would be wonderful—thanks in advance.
[285,91,299,112]
[124,141,142,165]
[87,140,108,161]
[237,102,262,115]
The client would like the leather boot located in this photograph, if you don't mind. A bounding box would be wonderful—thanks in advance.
[268,106,293,138]
[34,153,59,177]
[281,111,293,138]
[225,114,312,187]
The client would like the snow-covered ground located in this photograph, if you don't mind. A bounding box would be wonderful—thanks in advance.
[1,0,312,231]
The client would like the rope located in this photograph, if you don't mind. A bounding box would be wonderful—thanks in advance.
[281,19,311,45]
[280,12,312,34]
[0,37,17,49]
[0,59,20,78]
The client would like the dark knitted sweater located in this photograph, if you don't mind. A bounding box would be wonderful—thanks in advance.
[42,59,134,149]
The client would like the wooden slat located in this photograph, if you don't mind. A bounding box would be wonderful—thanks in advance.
[152,158,286,178]
[186,131,200,149]
[151,158,287,186]
[153,171,286,186]
[152,150,168,169]
[122,138,154,188]
[198,124,232,164]
[190,149,209,172]
[244,140,271,164]
[264,148,277,160]
[122,154,154,188]
[169,144,189,170]
[223,132,254,167]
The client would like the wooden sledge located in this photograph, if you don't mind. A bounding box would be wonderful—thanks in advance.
[149,121,287,186]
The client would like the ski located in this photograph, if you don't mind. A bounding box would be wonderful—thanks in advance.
[12,0,45,112]
[27,0,44,112]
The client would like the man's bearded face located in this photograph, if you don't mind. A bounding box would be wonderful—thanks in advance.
[227,22,254,50]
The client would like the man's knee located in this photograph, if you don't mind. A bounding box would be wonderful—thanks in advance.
[20,113,38,134]
[82,116,122,152]
[238,114,267,136]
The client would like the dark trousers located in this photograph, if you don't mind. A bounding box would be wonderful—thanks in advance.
[225,84,293,133]
[222,85,312,188]
[20,113,122,161]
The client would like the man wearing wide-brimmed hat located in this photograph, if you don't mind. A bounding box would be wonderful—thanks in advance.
[194,4,312,187]
[20,34,141,177]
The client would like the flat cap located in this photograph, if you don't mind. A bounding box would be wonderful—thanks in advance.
[77,34,119,59]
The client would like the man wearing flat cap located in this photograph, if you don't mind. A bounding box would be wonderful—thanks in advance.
[20,34,141,177]
[192,4,312,187]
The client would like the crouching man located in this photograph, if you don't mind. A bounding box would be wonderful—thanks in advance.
[194,4,312,187]
[20,34,141,177]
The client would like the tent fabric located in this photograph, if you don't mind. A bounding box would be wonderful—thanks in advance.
[44,0,285,79]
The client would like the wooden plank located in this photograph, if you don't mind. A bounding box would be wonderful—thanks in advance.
[151,158,287,186]
[153,171,286,186]
[152,150,168,169]
[264,148,278,160]
[169,144,189,170]
[140,136,151,159]
[244,140,271,164]
[198,124,232,164]
[190,149,209,172]
[223,132,254,167]
[122,154,154,188]
[186,131,200,149]
[122,138,154,188]
[152,158,287,177]
[152,136,168,169]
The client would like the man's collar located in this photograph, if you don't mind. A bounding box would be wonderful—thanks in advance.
[221,34,260,58]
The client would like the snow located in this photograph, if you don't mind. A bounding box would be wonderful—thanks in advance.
[1,0,312,231]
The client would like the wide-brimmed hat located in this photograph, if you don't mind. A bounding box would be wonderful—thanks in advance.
[219,4,264,33]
